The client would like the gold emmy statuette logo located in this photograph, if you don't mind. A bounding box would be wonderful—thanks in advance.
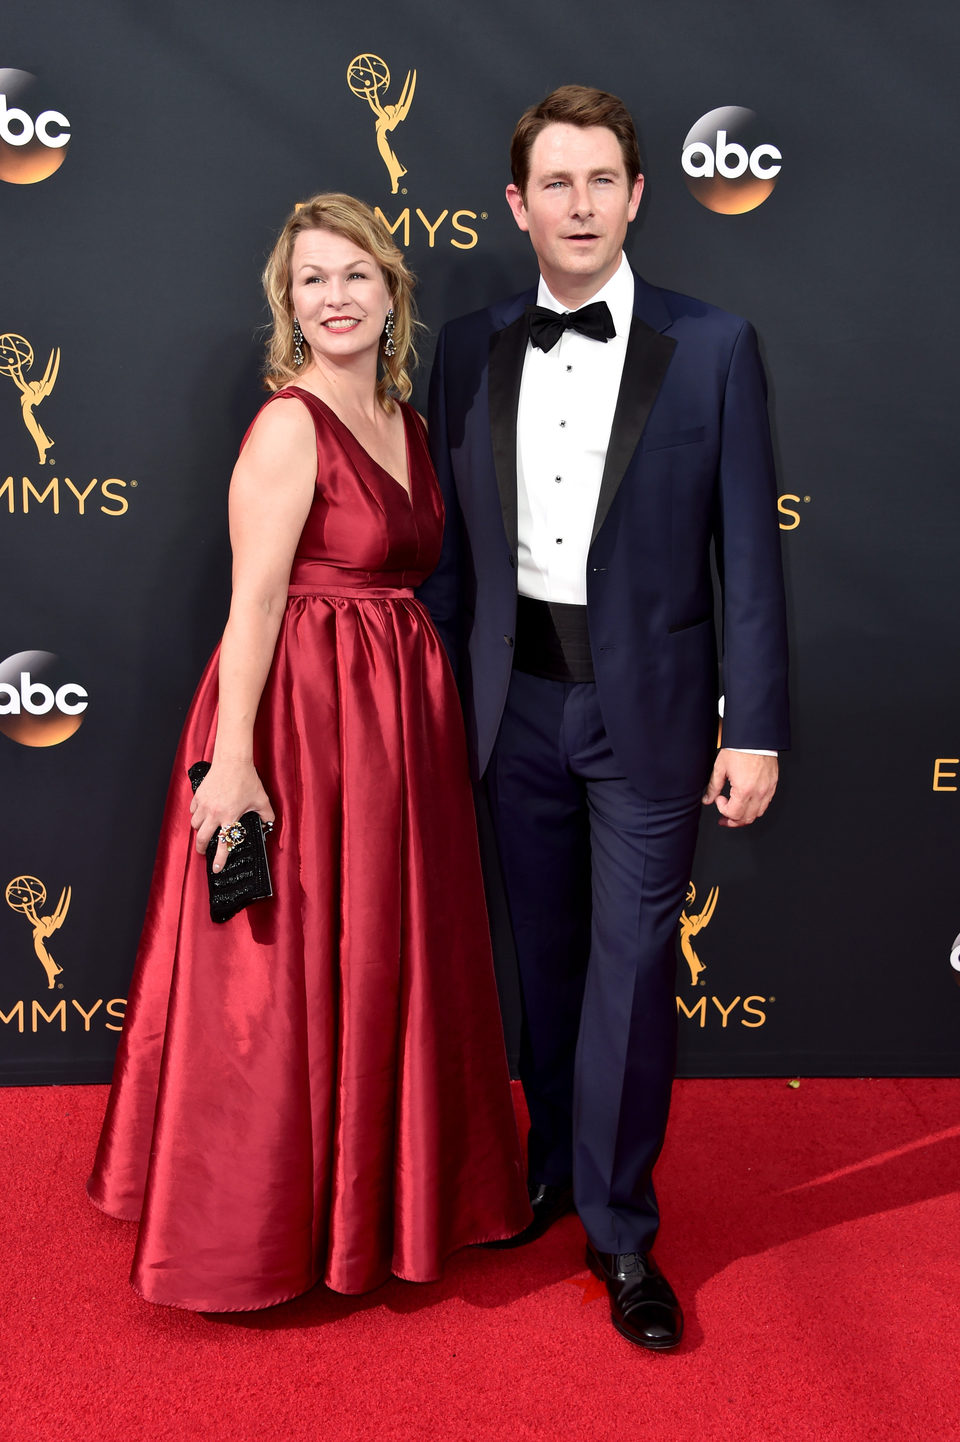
[347,54,416,194]
[0,332,60,464]
[6,874,71,989]
[679,881,719,986]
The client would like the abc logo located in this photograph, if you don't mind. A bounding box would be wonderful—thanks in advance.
[682,107,781,214]
[0,69,71,186]
[0,651,87,747]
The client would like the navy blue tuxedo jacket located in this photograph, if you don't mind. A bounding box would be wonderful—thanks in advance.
[420,269,790,799]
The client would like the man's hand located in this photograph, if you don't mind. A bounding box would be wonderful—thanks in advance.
[702,750,779,829]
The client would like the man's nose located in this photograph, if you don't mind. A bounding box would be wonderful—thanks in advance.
[569,184,594,218]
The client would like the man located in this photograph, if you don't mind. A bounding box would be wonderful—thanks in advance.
[420,86,789,1349]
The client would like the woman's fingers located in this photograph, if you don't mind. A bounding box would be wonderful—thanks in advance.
[211,831,232,873]
[190,773,275,862]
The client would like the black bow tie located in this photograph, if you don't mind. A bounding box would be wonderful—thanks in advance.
[526,300,616,353]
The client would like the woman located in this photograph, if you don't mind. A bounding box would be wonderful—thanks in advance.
[88,194,531,1310]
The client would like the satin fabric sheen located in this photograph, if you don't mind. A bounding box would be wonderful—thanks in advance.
[87,389,530,1310]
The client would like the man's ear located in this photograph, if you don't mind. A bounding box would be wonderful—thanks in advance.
[505,183,530,233]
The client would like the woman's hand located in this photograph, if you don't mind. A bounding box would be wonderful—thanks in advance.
[190,760,276,873]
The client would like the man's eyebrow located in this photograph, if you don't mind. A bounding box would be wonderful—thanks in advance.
[536,166,620,182]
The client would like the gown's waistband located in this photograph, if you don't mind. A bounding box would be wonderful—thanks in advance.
[287,560,415,599]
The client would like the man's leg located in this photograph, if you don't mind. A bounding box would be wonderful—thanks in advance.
[562,685,703,1255]
[485,671,591,1188]
[544,684,702,1348]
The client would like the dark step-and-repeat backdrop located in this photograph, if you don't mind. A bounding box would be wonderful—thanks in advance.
[2,1,957,1083]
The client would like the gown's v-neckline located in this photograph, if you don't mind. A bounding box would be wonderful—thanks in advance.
[291,387,414,502]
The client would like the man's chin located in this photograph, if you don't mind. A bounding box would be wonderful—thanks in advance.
[555,249,601,272]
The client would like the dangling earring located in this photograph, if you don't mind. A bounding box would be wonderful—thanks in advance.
[382,308,396,358]
[293,317,304,367]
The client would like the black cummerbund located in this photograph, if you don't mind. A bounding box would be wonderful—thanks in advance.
[513,595,595,683]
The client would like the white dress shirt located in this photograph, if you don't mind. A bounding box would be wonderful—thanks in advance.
[515,252,773,757]
[516,253,633,606]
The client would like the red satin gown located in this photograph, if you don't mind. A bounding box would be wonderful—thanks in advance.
[88,388,530,1310]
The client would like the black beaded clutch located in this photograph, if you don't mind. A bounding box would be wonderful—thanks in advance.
[187,761,274,924]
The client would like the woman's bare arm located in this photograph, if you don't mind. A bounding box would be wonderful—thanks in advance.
[190,396,316,870]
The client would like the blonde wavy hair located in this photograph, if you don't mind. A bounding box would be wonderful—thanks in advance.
[262,193,418,409]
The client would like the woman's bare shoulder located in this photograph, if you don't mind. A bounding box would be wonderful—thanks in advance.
[243,388,317,455]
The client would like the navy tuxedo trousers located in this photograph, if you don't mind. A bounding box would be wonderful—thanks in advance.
[486,670,703,1255]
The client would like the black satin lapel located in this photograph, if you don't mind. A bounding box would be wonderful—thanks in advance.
[591,317,678,544]
[488,314,529,555]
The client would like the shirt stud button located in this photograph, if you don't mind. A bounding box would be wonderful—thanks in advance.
[559,419,566,427]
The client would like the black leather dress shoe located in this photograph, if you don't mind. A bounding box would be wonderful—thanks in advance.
[586,1245,684,1350]
[484,1182,575,1248]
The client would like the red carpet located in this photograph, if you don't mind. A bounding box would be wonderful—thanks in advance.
[2,1079,958,1441]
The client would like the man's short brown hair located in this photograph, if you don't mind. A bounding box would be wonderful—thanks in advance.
[510,85,643,199]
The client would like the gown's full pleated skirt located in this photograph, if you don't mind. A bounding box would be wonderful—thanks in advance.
[87,393,530,1309]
